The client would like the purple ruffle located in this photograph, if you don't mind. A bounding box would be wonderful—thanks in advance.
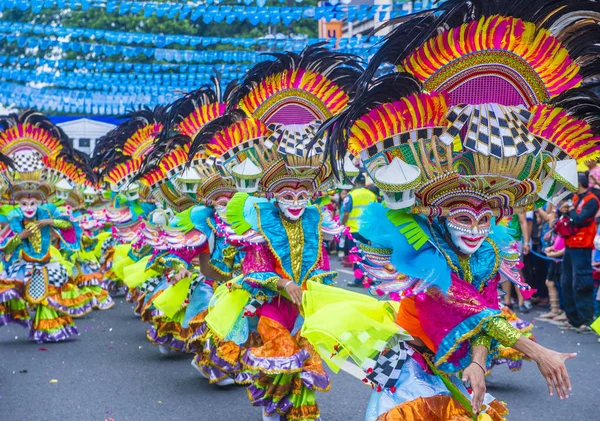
[243,348,310,373]
[0,287,23,303]
[248,383,293,415]
[46,296,93,317]
[300,370,332,391]
[76,277,105,288]
[146,326,186,352]
[92,295,115,310]
[29,325,79,343]
[0,313,31,328]
[490,358,524,371]
[192,337,253,385]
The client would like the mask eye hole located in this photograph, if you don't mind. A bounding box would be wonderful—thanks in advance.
[455,215,472,225]
[479,215,490,225]
[282,194,294,201]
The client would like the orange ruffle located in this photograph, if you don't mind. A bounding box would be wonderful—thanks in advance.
[0,303,29,320]
[395,297,437,352]
[75,273,103,284]
[186,310,208,333]
[34,314,75,331]
[377,396,508,421]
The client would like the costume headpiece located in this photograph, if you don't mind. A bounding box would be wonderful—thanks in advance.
[138,80,236,208]
[328,0,600,215]
[93,107,165,199]
[223,44,363,196]
[0,109,75,201]
[188,109,272,193]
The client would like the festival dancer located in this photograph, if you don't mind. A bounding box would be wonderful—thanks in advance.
[45,157,115,312]
[0,110,96,342]
[199,45,363,421]
[301,1,600,419]
[134,84,244,367]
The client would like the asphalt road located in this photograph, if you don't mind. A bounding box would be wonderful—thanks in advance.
[2,260,599,421]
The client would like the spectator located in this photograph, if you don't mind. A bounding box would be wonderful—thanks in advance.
[540,231,565,319]
[500,213,532,313]
[586,158,600,200]
[559,173,599,333]
[342,174,377,284]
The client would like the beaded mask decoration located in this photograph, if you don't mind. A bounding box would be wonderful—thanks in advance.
[329,0,600,217]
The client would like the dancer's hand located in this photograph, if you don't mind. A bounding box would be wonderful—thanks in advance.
[36,219,53,228]
[534,348,576,399]
[174,268,192,281]
[278,279,303,305]
[19,228,33,240]
[462,362,486,414]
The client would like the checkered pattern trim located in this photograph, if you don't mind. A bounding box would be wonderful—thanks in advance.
[101,237,117,256]
[274,122,324,158]
[364,339,414,388]
[139,276,162,293]
[186,274,206,301]
[27,267,48,301]
[11,150,44,172]
[245,298,264,315]
[359,128,444,162]
[440,104,539,158]
[45,264,69,287]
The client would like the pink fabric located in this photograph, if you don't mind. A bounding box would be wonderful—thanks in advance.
[449,76,527,106]
[260,296,299,332]
[170,245,206,265]
[416,273,501,356]
[320,244,330,270]
[57,226,77,244]
[242,244,277,275]
[266,104,317,125]
[589,166,600,189]
[553,235,565,251]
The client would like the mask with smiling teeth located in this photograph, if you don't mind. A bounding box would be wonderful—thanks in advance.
[275,187,311,221]
[445,209,492,255]
[18,196,40,219]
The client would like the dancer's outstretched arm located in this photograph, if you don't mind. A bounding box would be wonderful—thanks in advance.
[511,336,576,400]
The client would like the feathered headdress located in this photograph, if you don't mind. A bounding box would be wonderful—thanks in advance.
[0,109,75,201]
[223,44,363,195]
[95,107,165,199]
[187,109,272,193]
[327,0,600,214]
[136,79,236,209]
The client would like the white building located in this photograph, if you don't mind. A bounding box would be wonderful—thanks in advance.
[53,117,119,155]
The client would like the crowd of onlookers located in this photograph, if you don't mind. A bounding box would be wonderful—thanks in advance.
[513,162,600,337]
[322,166,600,339]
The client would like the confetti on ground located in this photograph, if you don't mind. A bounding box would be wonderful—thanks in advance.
[38,347,48,351]
[19,370,28,374]
[49,379,58,383]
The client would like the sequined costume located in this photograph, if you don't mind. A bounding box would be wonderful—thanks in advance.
[301,1,600,420]
[0,110,104,342]
[192,46,362,421]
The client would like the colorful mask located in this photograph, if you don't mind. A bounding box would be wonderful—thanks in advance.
[276,187,310,221]
[18,196,40,219]
[212,193,234,222]
[445,208,492,255]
